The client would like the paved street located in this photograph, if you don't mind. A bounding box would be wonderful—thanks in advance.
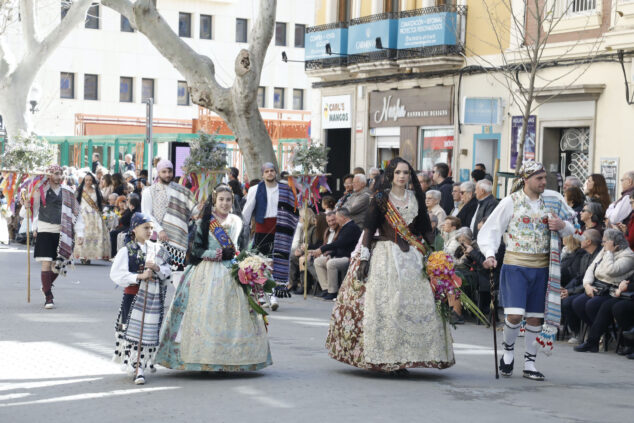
[1,243,633,423]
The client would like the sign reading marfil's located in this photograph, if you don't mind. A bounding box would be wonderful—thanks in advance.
[369,86,453,128]
[322,95,351,129]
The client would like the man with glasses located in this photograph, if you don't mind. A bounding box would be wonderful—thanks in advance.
[457,181,478,229]
[606,171,634,226]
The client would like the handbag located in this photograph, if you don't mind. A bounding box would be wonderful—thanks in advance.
[591,280,613,296]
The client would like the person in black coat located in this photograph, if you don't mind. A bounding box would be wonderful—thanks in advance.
[431,163,455,215]
[457,181,478,230]
[310,207,361,300]
[472,179,499,239]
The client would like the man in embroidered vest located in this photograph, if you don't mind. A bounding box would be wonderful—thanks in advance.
[242,162,299,311]
[141,159,197,270]
[478,161,576,381]
[31,165,85,309]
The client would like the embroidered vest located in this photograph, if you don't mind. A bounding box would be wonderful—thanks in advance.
[503,191,551,254]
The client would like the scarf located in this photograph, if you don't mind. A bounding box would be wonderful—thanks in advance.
[272,182,298,283]
[124,241,167,347]
[51,184,80,275]
[254,181,268,224]
[161,182,196,252]
[535,191,576,355]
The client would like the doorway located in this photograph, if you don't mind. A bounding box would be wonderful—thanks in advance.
[472,135,500,174]
[541,126,590,191]
[325,128,351,197]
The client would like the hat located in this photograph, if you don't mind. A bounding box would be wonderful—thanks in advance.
[511,161,546,193]
[129,212,152,232]
[156,159,173,171]
[261,162,275,174]
[46,164,62,174]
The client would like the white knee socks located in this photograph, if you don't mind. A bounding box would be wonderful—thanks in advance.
[524,324,541,372]
[502,318,521,364]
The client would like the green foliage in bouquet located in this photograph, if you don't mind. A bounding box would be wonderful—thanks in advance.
[181,132,227,174]
[290,142,329,174]
[1,133,56,173]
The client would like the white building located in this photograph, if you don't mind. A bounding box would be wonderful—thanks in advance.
[8,0,313,145]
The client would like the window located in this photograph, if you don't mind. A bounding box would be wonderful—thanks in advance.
[142,78,154,102]
[84,74,98,100]
[273,87,285,109]
[555,0,597,17]
[121,15,134,32]
[177,81,190,106]
[61,1,70,20]
[120,77,133,102]
[60,72,75,99]
[200,14,212,39]
[294,24,306,48]
[275,22,287,46]
[257,87,266,108]
[236,18,248,43]
[292,89,304,110]
[85,4,99,29]
[179,12,192,37]
[384,0,400,12]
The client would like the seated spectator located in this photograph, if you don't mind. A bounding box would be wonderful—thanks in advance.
[335,174,354,209]
[450,183,462,217]
[105,193,119,212]
[614,193,634,250]
[580,202,605,233]
[346,174,371,229]
[563,176,583,192]
[311,208,361,300]
[606,171,634,226]
[442,216,462,256]
[457,181,478,229]
[314,195,336,245]
[289,208,321,294]
[565,186,585,224]
[471,169,486,183]
[561,229,602,343]
[561,235,585,282]
[112,173,125,196]
[471,179,498,238]
[426,189,446,226]
[429,214,444,252]
[572,229,634,351]
[123,170,136,184]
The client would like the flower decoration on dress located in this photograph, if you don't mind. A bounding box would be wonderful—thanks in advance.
[231,250,277,317]
[426,251,488,328]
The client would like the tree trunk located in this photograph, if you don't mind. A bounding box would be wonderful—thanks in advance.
[0,75,31,140]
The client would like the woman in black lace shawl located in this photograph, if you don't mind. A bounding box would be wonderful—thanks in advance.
[326,157,455,374]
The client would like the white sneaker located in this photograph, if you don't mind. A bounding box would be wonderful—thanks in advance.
[134,368,145,385]
[270,295,279,311]
[568,337,579,344]
[44,300,55,309]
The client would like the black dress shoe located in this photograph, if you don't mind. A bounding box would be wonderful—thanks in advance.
[322,293,337,300]
[627,352,634,360]
[523,370,545,381]
[499,357,513,377]
[574,342,599,353]
[617,346,632,356]
[319,291,330,298]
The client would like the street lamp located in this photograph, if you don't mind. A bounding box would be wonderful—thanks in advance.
[29,85,40,114]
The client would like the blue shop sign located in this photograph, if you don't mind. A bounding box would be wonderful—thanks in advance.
[305,28,348,60]
[397,12,458,49]
[348,19,398,55]
[463,97,502,125]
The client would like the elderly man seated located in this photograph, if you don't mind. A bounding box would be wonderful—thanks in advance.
[573,229,634,352]
[310,208,361,301]
[426,189,446,226]
[345,174,371,229]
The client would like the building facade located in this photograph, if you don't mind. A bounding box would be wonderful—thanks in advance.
[307,0,634,198]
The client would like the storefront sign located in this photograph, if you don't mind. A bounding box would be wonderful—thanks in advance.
[600,157,619,201]
[305,28,348,61]
[397,12,458,49]
[510,115,536,169]
[462,97,502,125]
[348,19,397,55]
[369,86,453,128]
[322,95,351,129]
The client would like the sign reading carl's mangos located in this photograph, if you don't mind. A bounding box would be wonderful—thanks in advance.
[369,86,453,128]
[322,95,352,129]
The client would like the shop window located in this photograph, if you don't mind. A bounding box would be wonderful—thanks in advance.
[418,128,454,173]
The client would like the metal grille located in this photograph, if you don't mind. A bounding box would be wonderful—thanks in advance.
[560,127,590,182]
[554,0,597,17]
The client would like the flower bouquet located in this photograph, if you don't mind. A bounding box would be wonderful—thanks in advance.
[426,251,489,327]
[230,250,277,316]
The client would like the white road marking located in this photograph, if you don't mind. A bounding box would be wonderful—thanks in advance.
[0,387,179,408]
[16,313,101,323]
[267,315,329,323]
[0,378,101,393]
[234,385,293,409]
[453,342,496,356]
[0,393,30,401]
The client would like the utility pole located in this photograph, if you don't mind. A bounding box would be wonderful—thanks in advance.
[146,98,154,184]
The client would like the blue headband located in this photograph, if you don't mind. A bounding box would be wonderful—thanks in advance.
[129,212,152,232]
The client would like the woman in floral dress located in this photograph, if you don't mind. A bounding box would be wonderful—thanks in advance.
[326,157,455,374]
[73,172,110,262]
[155,185,272,371]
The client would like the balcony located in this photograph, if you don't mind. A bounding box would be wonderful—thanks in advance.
[305,5,466,76]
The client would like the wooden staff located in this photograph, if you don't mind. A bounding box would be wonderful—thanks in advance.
[25,198,31,303]
[490,270,499,379]
[492,159,500,198]
[303,199,309,300]
[135,279,150,379]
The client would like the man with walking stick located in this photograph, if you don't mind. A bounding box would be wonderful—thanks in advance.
[110,213,171,385]
[478,161,575,381]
